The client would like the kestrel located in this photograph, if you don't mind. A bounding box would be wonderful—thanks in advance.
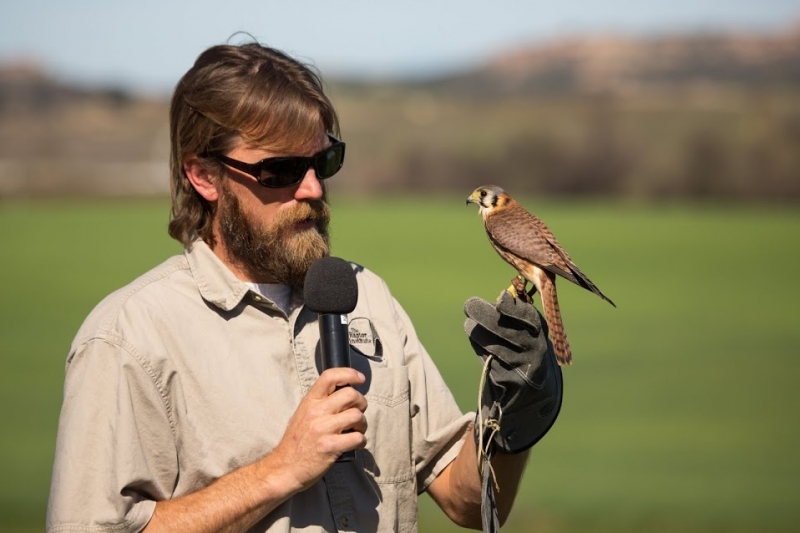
[466,185,615,365]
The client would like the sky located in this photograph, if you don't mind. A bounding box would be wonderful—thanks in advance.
[1,0,799,95]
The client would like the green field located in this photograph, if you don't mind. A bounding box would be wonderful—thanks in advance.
[1,196,799,533]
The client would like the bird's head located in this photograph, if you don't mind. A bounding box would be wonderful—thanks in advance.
[466,185,509,216]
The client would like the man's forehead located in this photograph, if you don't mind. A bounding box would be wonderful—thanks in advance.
[239,128,329,156]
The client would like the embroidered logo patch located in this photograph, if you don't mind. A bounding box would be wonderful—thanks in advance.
[348,317,383,362]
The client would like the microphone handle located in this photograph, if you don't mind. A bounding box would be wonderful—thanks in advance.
[318,313,355,462]
[319,313,351,370]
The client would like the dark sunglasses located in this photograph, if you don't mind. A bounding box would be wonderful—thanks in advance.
[207,135,345,188]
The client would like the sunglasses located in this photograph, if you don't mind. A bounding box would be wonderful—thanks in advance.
[207,135,346,188]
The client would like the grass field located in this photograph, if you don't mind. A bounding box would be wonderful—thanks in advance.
[1,196,799,533]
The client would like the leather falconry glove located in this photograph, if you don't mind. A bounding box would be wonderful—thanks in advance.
[464,290,563,453]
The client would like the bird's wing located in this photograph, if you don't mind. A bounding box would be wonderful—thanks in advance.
[485,204,581,283]
[486,203,616,307]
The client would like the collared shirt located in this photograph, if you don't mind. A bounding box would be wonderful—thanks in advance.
[47,240,472,533]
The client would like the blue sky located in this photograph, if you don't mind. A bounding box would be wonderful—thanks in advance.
[1,0,798,95]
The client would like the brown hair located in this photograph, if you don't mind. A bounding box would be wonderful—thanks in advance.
[168,42,340,247]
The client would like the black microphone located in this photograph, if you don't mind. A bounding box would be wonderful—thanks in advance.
[304,256,359,461]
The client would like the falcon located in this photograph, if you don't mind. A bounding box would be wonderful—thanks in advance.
[466,185,615,365]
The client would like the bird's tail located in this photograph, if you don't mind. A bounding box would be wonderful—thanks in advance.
[539,271,572,366]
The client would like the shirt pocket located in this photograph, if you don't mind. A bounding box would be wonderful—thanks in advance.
[360,365,413,484]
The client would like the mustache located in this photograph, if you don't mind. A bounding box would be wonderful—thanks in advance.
[271,199,330,230]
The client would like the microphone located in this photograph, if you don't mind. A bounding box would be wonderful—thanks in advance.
[304,256,359,461]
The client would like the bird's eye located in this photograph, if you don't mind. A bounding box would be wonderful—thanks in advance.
[479,190,487,198]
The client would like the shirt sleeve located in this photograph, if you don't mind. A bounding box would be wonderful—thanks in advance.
[390,298,474,493]
[47,336,178,533]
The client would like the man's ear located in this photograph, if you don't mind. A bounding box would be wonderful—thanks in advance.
[184,156,220,202]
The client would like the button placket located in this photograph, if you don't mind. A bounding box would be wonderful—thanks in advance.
[323,464,356,532]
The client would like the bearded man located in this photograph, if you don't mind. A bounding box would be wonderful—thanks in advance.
[47,42,562,533]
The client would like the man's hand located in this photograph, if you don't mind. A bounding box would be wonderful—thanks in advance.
[464,290,562,453]
[270,368,368,492]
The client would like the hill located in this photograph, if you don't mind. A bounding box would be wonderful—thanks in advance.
[421,24,800,96]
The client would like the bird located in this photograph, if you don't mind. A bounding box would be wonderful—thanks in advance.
[466,184,615,365]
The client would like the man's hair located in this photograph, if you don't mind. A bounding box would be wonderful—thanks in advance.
[168,42,340,247]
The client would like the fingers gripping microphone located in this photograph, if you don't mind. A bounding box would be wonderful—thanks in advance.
[304,256,359,461]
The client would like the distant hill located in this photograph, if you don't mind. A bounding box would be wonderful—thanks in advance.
[4,23,799,110]
[415,24,800,96]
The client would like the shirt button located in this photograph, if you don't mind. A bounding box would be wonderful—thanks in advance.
[340,517,349,528]
[252,294,262,302]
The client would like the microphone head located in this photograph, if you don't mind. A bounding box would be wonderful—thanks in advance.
[303,256,358,314]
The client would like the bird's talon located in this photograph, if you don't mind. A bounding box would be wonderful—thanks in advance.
[510,276,532,304]
[502,283,518,302]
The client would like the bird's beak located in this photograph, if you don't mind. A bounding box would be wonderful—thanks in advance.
[466,194,476,206]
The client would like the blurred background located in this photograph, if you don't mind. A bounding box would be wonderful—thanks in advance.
[1,1,799,532]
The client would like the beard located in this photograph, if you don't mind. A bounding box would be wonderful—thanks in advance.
[217,182,330,289]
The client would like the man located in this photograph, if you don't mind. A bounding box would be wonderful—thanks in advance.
[47,42,561,533]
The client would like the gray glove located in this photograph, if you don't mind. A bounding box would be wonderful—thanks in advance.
[464,290,563,454]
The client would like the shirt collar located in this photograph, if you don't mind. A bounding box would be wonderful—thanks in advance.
[185,239,251,311]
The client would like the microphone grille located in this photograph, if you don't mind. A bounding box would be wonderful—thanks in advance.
[303,256,358,314]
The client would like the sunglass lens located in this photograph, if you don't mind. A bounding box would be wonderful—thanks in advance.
[259,160,306,188]
[316,144,344,179]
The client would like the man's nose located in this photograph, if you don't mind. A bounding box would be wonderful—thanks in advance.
[295,168,323,200]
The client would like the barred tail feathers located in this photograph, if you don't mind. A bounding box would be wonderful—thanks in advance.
[536,269,572,366]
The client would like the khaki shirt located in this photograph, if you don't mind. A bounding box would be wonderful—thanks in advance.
[47,240,472,533]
